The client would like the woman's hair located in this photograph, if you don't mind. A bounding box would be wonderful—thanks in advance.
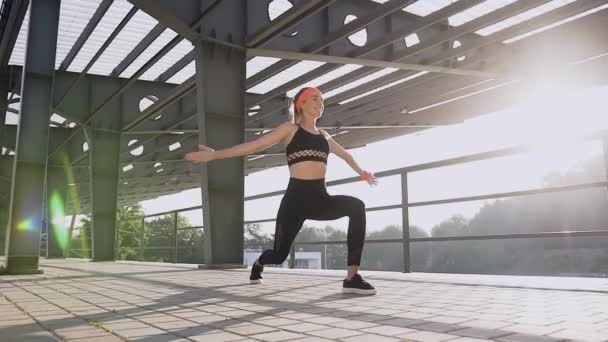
[289,87,311,124]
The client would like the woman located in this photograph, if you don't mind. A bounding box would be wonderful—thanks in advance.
[186,87,378,295]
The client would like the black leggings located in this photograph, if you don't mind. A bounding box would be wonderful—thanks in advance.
[258,178,366,267]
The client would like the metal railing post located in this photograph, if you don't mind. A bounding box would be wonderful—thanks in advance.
[289,244,296,268]
[603,134,608,192]
[401,172,411,273]
[140,217,145,261]
[173,211,178,263]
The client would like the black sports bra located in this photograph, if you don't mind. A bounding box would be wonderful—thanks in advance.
[285,125,329,166]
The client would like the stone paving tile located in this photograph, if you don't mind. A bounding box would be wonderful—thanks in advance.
[69,335,124,341]
[112,326,169,339]
[340,333,402,341]
[4,259,608,341]
[392,311,437,320]
[280,322,331,333]
[128,335,189,342]
[346,313,392,322]
[224,322,280,335]
[548,328,608,342]
[495,333,565,342]
[189,330,248,342]
[3,326,60,342]
[360,324,416,336]
[500,323,565,336]
[288,337,335,342]
[451,327,512,339]
[302,316,347,325]
[396,330,461,341]
[410,321,464,333]
[54,326,111,339]
[306,327,363,339]
[153,319,200,330]
[249,330,307,341]
[461,319,516,330]
[329,319,378,329]
[379,317,426,328]
[426,315,474,324]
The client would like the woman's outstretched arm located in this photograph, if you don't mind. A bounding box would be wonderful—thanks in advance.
[320,129,379,186]
[185,122,293,163]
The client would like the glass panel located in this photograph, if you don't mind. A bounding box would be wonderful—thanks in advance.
[414,237,608,276]
[143,247,173,263]
[117,218,143,248]
[245,195,282,222]
[144,214,175,247]
[410,187,608,237]
[178,208,203,228]
[117,247,140,261]
[177,227,204,264]
[407,185,608,275]
[361,242,403,272]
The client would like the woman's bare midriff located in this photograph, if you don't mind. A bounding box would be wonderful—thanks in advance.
[289,162,326,179]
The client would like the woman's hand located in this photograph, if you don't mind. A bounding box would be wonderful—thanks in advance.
[185,145,216,163]
[361,171,379,187]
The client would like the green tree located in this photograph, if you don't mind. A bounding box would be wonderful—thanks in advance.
[244,223,273,248]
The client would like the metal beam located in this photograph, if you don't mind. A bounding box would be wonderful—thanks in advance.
[246,0,418,88]
[59,0,114,71]
[49,1,223,161]
[0,0,28,67]
[155,50,194,83]
[247,0,335,48]
[128,0,224,42]
[49,35,187,159]
[257,0,559,129]
[120,110,198,156]
[111,23,165,77]
[320,0,607,118]
[122,78,196,131]
[392,0,552,62]
[248,48,499,78]
[123,124,443,135]
[247,0,486,117]
[55,6,138,109]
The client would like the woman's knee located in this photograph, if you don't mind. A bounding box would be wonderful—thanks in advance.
[349,197,365,215]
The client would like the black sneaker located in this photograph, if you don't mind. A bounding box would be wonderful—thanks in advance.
[342,274,376,295]
[249,262,264,284]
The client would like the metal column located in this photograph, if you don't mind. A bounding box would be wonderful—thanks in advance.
[87,77,122,261]
[0,203,7,255]
[4,0,60,274]
[194,1,246,266]
[603,135,608,193]
[87,128,121,261]
[0,76,9,254]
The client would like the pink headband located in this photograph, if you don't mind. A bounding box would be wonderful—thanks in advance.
[295,87,321,112]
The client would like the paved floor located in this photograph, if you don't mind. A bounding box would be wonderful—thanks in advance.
[1,259,608,342]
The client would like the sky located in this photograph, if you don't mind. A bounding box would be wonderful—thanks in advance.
[137,84,608,236]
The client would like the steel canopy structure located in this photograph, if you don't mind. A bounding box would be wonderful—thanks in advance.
[0,0,607,274]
